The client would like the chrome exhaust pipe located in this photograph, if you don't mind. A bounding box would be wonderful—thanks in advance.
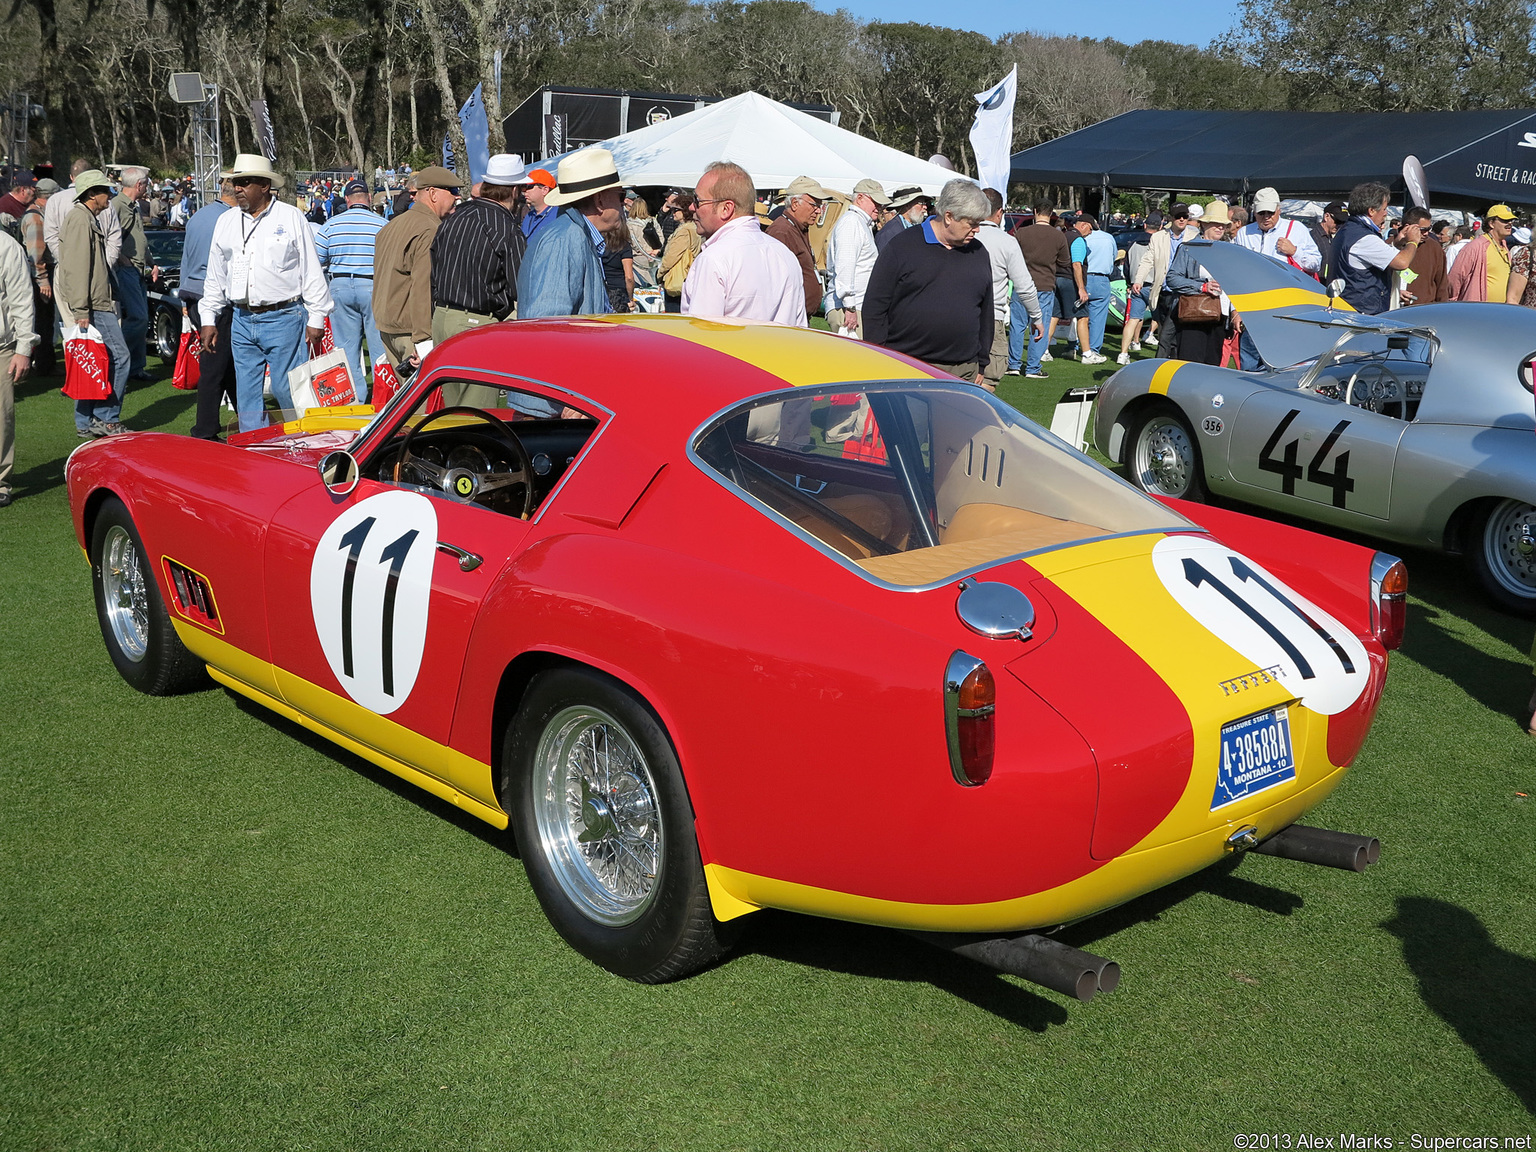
[909,931,1120,1002]
[1250,823,1381,872]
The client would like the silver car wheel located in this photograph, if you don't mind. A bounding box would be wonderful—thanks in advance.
[1132,414,1198,498]
[531,705,662,927]
[1481,499,1536,600]
[101,524,150,663]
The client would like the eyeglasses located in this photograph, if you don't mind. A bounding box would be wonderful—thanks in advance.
[694,198,730,207]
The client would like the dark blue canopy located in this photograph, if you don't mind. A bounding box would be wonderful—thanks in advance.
[1010,109,1536,208]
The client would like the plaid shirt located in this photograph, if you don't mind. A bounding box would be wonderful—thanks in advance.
[19,204,47,288]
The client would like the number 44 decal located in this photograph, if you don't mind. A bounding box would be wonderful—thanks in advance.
[1258,408,1356,508]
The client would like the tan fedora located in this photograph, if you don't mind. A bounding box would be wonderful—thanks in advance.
[228,153,285,190]
[545,147,622,207]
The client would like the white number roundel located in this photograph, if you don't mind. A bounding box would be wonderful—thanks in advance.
[1152,535,1369,716]
[310,491,438,714]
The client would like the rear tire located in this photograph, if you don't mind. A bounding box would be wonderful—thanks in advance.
[153,304,180,361]
[505,668,733,982]
[90,497,207,694]
[1126,404,1207,501]
[1467,498,1536,617]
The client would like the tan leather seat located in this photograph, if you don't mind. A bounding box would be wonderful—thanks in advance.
[857,504,1106,585]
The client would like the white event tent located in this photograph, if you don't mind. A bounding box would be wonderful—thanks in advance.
[544,91,968,196]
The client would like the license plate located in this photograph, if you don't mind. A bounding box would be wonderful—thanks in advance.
[1212,707,1296,811]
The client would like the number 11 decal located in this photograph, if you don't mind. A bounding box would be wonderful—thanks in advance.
[312,492,438,714]
[1153,535,1369,716]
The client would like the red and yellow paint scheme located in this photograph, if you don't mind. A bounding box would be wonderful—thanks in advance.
[67,315,1402,982]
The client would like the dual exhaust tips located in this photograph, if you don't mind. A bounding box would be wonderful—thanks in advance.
[913,823,1379,1004]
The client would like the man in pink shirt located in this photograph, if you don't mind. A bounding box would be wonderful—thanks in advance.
[681,161,805,326]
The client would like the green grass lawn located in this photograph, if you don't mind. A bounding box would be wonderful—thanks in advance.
[1,340,1532,1151]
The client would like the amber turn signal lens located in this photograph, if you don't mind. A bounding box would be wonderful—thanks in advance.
[1380,561,1408,597]
[958,664,995,712]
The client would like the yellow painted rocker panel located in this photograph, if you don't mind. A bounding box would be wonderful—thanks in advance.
[594,314,938,389]
[172,623,508,829]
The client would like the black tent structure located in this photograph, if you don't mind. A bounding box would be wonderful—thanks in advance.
[1009,109,1536,208]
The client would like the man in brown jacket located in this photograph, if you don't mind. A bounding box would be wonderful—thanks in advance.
[372,166,461,370]
[57,170,131,438]
[765,176,830,320]
[1399,206,1449,304]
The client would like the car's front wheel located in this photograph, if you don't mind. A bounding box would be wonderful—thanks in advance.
[153,304,181,360]
[91,497,207,694]
[505,667,734,982]
[1126,405,1207,501]
[1468,498,1536,617]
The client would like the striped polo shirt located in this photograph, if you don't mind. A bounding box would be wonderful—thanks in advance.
[315,205,386,277]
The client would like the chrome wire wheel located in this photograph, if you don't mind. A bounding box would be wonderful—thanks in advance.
[1481,498,1536,600]
[1132,414,1199,498]
[101,524,150,663]
[531,705,663,927]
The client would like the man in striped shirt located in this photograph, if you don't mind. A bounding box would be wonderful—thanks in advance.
[315,178,386,399]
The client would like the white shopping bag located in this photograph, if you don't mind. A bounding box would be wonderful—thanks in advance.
[288,349,356,411]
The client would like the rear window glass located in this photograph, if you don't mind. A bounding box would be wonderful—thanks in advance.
[694,386,1189,586]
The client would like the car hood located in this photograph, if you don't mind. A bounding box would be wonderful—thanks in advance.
[1177,240,1348,368]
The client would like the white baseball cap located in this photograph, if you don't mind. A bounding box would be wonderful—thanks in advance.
[1253,187,1282,213]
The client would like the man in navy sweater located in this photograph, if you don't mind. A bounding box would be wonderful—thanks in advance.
[863,179,993,382]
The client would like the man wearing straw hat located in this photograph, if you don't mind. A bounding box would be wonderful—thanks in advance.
[373,165,462,372]
[199,154,333,431]
[516,148,620,319]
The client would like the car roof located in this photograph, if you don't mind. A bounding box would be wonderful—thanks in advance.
[425,315,950,429]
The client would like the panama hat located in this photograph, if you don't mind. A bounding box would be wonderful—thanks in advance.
[546,148,622,207]
[228,153,284,189]
[1199,199,1232,227]
[483,153,533,186]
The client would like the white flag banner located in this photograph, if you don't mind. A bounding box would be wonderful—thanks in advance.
[969,65,1018,197]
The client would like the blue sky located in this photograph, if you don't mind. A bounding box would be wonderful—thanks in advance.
[819,0,1236,46]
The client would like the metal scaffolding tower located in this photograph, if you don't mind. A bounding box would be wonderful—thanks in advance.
[0,93,41,173]
[169,72,222,208]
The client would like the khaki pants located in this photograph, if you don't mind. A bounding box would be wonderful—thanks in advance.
[431,307,503,408]
[379,330,416,370]
[0,340,13,498]
[928,360,979,384]
[981,324,1011,388]
[825,307,864,338]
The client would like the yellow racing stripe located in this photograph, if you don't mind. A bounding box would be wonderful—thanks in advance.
[1227,286,1354,313]
[1149,359,1188,395]
[592,314,937,388]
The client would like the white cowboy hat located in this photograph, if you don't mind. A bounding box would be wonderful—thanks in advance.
[228,153,285,189]
[483,153,532,186]
[545,147,622,206]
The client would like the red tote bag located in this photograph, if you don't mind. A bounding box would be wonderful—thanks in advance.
[62,325,113,401]
[172,314,202,390]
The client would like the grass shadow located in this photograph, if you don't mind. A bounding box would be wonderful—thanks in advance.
[128,387,197,431]
[1382,897,1536,1115]
[224,689,520,860]
[736,911,1071,1032]
[10,452,70,498]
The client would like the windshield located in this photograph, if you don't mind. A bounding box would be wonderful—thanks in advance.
[1299,329,1438,391]
[694,385,1191,587]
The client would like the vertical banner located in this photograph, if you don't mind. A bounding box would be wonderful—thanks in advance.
[442,133,456,173]
[250,99,277,162]
[543,113,567,159]
[968,64,1017,196]
[459,84,490,186]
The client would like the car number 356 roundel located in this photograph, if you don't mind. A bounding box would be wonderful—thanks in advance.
[1152,535,1370,717]
[310,491,438,714]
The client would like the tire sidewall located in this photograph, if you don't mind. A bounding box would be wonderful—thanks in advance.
[506,668,709,980]
[1128,403,1207,502]
[1470,499,1536,617]
[91,498,177,692]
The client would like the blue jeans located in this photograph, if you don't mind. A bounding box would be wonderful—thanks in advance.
[73,310,130,432]
[1086,274,1112,354]
[1239,326,1263,371]
[112,267,148,377]
[230,303,308,432]
[1024,291,1056,374]
[327,276,383,402]
[1007,296,1027,373]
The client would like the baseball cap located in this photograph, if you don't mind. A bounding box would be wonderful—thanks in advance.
[342,177,369,196]
[1253,187,1281,213]
[853,178,890,206]
[413,165,463,190]
[1487,203,1517,221]
[1188,203,1205,220]
[35,178,60,195]
[783,175,832,200]
[527,168,556,189]
[1323,200,1348,224]
[10,172,36,189]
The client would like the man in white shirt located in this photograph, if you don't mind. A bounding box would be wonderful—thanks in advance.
[681,161,805,326]
[825,178,889,337]
[974,188,1042,390]
[1235,187,1321,275]
[199,154,334,432]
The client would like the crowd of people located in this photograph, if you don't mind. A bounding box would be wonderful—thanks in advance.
[0,148,1532,510]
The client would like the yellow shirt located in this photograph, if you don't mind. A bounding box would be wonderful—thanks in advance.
[1487,238,1511,303]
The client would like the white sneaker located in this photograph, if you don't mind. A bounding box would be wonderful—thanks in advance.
[1116,351,1130,365]
[1040,350,1054,362]
[1142,334,1157,348]
[1081,350,1107,365]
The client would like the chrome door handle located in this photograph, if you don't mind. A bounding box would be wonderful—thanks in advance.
[436,541,483,572]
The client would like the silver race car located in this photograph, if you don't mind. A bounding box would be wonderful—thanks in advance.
[1094,242,1536,614]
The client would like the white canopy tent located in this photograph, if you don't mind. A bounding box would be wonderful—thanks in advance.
[544,91,969,197]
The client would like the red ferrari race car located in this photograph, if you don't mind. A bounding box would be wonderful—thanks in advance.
[67,316,1402,1001]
